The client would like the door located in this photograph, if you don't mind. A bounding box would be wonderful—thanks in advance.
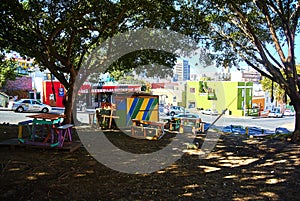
[31,100,42,112]
[21,99,32,111]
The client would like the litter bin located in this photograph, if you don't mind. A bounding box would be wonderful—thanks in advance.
[88,112,95,126]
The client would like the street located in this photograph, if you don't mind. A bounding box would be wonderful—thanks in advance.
[0,109,295,132]
[199,113,295,131]
[0,109,91,124]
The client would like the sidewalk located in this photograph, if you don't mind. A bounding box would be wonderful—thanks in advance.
[281,123,294,130]
[51,107,65,114]
[0,107,12,111]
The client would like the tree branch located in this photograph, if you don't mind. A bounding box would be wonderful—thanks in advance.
[228,3,288,84]
[290,0,300,34]
[211,18,287,86]
[256,1,287,63]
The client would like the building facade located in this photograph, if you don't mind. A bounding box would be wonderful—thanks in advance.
[186,81,253,116]
[173,60,190,81]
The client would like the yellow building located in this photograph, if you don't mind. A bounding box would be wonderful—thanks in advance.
[186,81,253,116]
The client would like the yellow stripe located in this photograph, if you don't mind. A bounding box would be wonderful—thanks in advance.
[127,98,133,113]
[140,98,148,111]
[135,98,148,120]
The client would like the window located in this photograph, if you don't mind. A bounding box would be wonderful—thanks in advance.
[190,88,195,93]
[188,102,195,108]
[33,100,41,104]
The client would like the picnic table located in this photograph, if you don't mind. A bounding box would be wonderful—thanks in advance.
[159,116,205,134]
[178,117,205,134]
[131,119,166,140]
[17,113,72,147]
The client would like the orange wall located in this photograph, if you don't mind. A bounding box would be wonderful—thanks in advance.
[252,97,265,111]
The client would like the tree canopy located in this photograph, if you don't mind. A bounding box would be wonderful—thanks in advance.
[261,77,286,104]
[261,64,300,105]
[0,54,17,88]
[0,0,196,122]
[186,0,300,141]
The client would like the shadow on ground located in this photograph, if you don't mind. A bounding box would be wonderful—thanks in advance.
[0,124,299,200]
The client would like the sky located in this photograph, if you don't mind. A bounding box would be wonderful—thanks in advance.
[186,34,300,75]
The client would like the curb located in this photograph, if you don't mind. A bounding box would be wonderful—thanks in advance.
[0,108,12,111]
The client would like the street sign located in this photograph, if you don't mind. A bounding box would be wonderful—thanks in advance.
[58,88,64,97]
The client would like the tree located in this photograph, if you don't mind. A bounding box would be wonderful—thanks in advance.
[187,0,300,142]
[261,77,288,104]
[262,65,300,105]
[261,77,286,104]
[0,0,183,123]
[193,48,214,68]
[0,55,17,88]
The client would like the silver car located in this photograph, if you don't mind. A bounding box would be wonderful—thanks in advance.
[174,113,200,119]
[201,109,218,115]
[165,106,185,116]
[12,99,52,113]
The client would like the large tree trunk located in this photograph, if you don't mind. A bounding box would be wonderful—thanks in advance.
[286,89,300,143]
[63,83,75,124]
[62,69,79,124]
[291,100,300,143]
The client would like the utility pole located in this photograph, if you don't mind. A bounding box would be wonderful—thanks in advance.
[244,81,247,117]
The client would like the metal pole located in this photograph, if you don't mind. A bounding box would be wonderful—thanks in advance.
[185,82,187,114]
[244,82,246,117]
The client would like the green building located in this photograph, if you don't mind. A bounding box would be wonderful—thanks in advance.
[185,81,253,116]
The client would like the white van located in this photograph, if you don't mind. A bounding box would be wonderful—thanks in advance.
[268,107,283,118]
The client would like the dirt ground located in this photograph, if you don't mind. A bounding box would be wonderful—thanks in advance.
[0,123,299,201]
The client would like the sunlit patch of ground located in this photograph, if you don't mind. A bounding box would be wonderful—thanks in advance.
[0,125,299,201]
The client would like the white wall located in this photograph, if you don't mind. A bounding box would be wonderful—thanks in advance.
[230,71,243,82]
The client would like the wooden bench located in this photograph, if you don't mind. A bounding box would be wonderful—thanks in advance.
[131,119,165,140]
[57,124,74,147]
[18,120,33,142]
[178,117,205,134]
[96,108,119,129]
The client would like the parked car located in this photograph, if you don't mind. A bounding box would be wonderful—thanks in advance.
[283,109,295,116]
[160,113,200,121]
[12,99,52,113]
[164,105,185,116]
[268,108,283,118]
[174,113,200,119]
[201,109,218,115]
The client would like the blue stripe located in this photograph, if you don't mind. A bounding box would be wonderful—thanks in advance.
[127,98,138,125]
[142,98,154,120]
